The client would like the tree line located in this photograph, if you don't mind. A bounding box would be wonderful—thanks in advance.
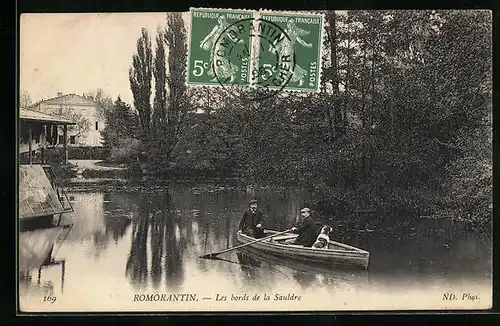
[101,10,491,227]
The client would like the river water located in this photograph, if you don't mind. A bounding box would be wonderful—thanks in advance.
[19,183,492,311]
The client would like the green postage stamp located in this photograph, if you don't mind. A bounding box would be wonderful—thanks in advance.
[256,11,324,92]
[187,8,254,87]
[186,8,325,93]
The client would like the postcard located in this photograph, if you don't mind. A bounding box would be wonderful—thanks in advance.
[18,9,492,313]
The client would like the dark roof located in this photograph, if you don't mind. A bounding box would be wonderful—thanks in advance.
[20,108,76,124]
[29,93,97,108]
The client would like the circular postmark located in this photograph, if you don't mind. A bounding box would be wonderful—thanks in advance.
[211,17,296,101]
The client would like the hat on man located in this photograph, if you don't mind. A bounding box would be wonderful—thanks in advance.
[300,207,311,213]
[249,199,258,205]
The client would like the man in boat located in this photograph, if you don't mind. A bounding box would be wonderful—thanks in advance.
[285,207,320,247]
[237,199,265,238]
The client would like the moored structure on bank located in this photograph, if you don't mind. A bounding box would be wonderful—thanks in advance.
[18,107,76,286]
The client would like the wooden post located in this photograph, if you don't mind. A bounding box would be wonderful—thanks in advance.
[63,124,68,164]
[41,125,46,164]
[54,124,59,146]
[61,260,65,294]
[28,123,33,165]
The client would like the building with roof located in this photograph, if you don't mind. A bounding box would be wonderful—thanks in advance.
[19,107,76,165]
[29,92,106,147]
[18,110,75,276]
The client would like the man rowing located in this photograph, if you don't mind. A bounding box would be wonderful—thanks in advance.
[237,199,265,239]
[285,207,320,247]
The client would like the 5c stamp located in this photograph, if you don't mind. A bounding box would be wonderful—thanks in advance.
[186,8,324,93]
[187,8,254,87]
[256,11,324,92]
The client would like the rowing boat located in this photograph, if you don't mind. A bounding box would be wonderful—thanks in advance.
[236,229,370,270]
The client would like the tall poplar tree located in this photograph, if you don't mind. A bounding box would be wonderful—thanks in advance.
[162,12,189,159]
[153,26,166,138]
[129,28,153,138]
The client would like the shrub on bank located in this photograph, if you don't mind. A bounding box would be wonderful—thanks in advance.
[44,146,108,162]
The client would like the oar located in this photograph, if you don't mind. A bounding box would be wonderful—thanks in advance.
[200,229,294,259]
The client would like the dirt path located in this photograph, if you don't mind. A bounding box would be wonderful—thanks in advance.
[68,159,127,171]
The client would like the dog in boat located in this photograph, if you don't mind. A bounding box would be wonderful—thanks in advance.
[312,225,333,249]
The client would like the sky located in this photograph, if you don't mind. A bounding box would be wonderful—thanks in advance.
[20,13,188,105]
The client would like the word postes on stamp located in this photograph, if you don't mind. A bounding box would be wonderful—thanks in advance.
[187,9,254,87]
[257,12,324,92]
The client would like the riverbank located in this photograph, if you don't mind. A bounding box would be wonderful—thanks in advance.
[20,182,493,312]
[69,159,128,171]
[60,178,248,194]
[52,160,302,193]
[51,160,491,235]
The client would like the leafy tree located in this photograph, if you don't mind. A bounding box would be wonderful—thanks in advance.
[83,88,114,120]
[153,26,166,138]
[20,90,32,108]
[129,28,153,137]
[116,10,492,227]
[102,97,140,162]
[163,12,189,158]
[147,12,191,174]
[65,109,91,145]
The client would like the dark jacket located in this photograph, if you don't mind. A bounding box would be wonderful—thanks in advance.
[239,209,264,233]
[292,216,320,247]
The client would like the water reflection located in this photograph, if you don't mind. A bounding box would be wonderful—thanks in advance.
[102,193,132,243]
[61,193,133,260]
[163,195,184,290]
[126,195,149,289]
[19,257,66,302]
[19,277,55,297]
[293,271,317,289]
[123,192,185,290]
[236,252,261,280]
[150,204,165,288]
[236,247,370,291]
[62,193,105,242]
[35,184,491,304]
[100,186,314,291]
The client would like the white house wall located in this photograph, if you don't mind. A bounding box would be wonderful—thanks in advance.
[34,103,106,147]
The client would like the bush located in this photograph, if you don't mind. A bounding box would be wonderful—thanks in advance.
[44,146,108,162]
[110,137,141,163]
